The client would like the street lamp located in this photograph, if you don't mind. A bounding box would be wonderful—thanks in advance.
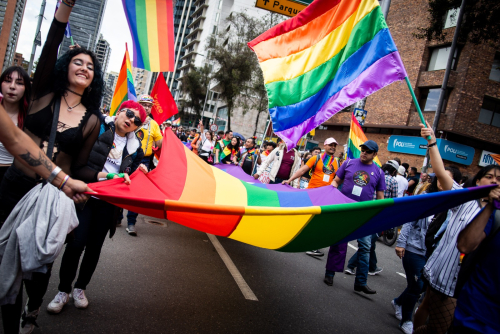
[78,27,92,50]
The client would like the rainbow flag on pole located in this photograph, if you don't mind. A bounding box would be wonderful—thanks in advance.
[122,0,175,72]
[110,47,137,116]
[172,118,181,126]
[347,112,381,167]
[248,0,407,149]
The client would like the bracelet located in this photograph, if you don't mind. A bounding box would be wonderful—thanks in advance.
[61,0,76,7]
[106,173,117,180]
[58,175,70,190]
[47,166,62,184]
[117,173,125,178]
[428,142,437,148]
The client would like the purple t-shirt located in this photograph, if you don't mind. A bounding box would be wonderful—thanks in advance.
[336,158,386,202]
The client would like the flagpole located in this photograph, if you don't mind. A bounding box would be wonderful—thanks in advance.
[70,36,74,46]
[28,0,46,76]
[404,77,431,141]
[259,114,271,147]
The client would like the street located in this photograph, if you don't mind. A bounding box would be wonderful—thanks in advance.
[8,213,408,334]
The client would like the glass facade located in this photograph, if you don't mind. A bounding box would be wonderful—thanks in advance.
[479,96,500,128]
[489,52,500,83]
[428,46,459,71]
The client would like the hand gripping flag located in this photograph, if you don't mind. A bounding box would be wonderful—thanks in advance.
[110,46,137,116]
[248,0,407,149]
[87,129,495,252]
[151,73,178,124]
[122,0,175,72]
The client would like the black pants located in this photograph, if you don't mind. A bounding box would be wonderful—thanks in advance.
[58,198,114,293]
[0,165,38,225]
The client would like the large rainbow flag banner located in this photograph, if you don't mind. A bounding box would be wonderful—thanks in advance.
[110,48,137,116]
[122,0,175,72]
[248,0,407,149]
[87,129,494,252]
[347,112,382,167]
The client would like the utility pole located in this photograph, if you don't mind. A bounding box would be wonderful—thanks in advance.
[28,0,46,76]
[422,0,467,172]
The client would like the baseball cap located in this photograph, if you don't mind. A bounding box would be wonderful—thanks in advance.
[138,94,154,104]
[166,120,172,124]
[398,166,406,175]
[324,137,338,145]
[360,140,379,152]
[386,160,400,170]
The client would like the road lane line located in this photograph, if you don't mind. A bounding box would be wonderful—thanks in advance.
[348,243,358,250]
[397,272,406,278]
[207,233,258,301]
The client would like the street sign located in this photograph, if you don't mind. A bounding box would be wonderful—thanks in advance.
[210,124,218,132]
[255,0,307,17]
[34,31,42,46]
[353,108,367,126]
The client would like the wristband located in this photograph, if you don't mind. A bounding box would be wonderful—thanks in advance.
[61,0,76,7]
[58,175,70,190]
[428,142,437,148]
[106,173,117,180]
[117,173,125,178]
[47,166,62,184]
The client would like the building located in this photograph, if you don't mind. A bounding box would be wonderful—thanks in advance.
[102,71,119,110]
[132,67,152,97]
[59,0,107,54]
[12,52,24,67]
[95,34,111,75]
[310,0,500,176]
[0,0,26,72]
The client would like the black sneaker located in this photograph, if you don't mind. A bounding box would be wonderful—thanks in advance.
[306,250,324,257]
[354,285,377,294]
[324,275,333,286]
[20,302,39,334]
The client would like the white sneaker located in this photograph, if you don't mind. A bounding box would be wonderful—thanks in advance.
[47,291,69,314]
[72,288,89,309]
[19,302,39,334]
[399,321,413,334]
[391,299,402,320]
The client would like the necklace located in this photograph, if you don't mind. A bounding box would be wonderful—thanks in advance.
[66,88,83,97]
[63,94,81,111]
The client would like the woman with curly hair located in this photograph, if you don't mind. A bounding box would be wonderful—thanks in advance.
[0,66,31,183]
[0,3,104,333]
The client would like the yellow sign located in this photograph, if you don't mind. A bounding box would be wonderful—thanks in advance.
[255,0,306,17]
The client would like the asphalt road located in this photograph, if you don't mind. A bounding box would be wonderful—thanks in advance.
[3,214,409,334]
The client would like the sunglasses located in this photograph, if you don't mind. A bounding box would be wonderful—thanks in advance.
[123,109,142,126]
[361,149,374,154]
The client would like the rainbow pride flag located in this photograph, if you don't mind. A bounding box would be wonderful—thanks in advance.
[347,112,382,167]
[110,48,137,116]
[172,118,180,126]
[122,0,175,72]
[87,129,494,252]
[248,0,407,149]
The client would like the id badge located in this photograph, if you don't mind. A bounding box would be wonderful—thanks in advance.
[323,174,330,183]
[352,185,362,196]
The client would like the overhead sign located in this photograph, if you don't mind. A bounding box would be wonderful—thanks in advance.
[387,136,475,165]
[255,0,307,17]
[34,31,42,46]
[479,150,499,167]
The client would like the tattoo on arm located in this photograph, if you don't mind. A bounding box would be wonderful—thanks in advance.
[19,150,54,172]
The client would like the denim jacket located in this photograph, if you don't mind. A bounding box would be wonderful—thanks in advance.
[396,216,433,256]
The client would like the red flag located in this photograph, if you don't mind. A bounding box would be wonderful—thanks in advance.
[151,73,177,124]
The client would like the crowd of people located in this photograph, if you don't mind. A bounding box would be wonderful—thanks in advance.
[0,3,498,334]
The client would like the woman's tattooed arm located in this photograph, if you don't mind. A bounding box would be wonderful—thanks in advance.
[18,150,54,173]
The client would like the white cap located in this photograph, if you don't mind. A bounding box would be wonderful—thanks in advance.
[398,166,406,175]
[324,137,338,145]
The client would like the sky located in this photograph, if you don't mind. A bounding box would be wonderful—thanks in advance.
[16,0,133,73]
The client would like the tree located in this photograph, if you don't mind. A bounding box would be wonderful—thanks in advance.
[178,64,211,118]
[417,0,500,44]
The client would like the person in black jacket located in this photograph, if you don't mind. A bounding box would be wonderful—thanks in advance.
[46,101,146,314]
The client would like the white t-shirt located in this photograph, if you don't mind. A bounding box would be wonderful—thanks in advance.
[395,174,409,197]
[199,132,215,157]
[103,133,127,174]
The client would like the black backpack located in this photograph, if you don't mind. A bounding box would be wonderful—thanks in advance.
[424,210,450,258]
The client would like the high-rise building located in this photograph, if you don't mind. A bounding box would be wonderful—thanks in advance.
[102,71,119,110]
[132,67,152,97]
[0,0,27,72]
[95,34,111,75]
[59,0,107,54]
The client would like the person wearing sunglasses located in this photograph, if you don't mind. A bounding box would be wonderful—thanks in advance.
[326,139,386,294]
[46,101,146,315]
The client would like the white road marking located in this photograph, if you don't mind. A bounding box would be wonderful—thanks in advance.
[207,233,258,301]
[348,243,358,250]
[397,272,407,278]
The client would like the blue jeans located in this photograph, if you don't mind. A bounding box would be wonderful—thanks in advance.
[347,233,378,272]
[394,250,427,323]
[354,234,376,286]
[126,158,151,225]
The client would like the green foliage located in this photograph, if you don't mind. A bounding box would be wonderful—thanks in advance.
[417,0,500,45]
[179,64,211,117]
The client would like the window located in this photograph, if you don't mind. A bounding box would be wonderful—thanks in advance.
[478,96,500,128]
[489,52,500,82]
[443,8,458,29]
[428,46,459,71]
[419,87,450,112]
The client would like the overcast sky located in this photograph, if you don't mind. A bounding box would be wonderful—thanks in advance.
[17,0,133,73]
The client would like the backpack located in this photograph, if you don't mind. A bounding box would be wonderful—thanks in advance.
[424,210,450,258]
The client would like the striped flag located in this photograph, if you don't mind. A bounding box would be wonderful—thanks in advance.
[110,47,137,116]
[172,118,181,126]
[248,0,407,149]
[122,0,175,72]
[347,112,382,167]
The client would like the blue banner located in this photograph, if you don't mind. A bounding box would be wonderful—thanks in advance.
[388,136,474,165]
